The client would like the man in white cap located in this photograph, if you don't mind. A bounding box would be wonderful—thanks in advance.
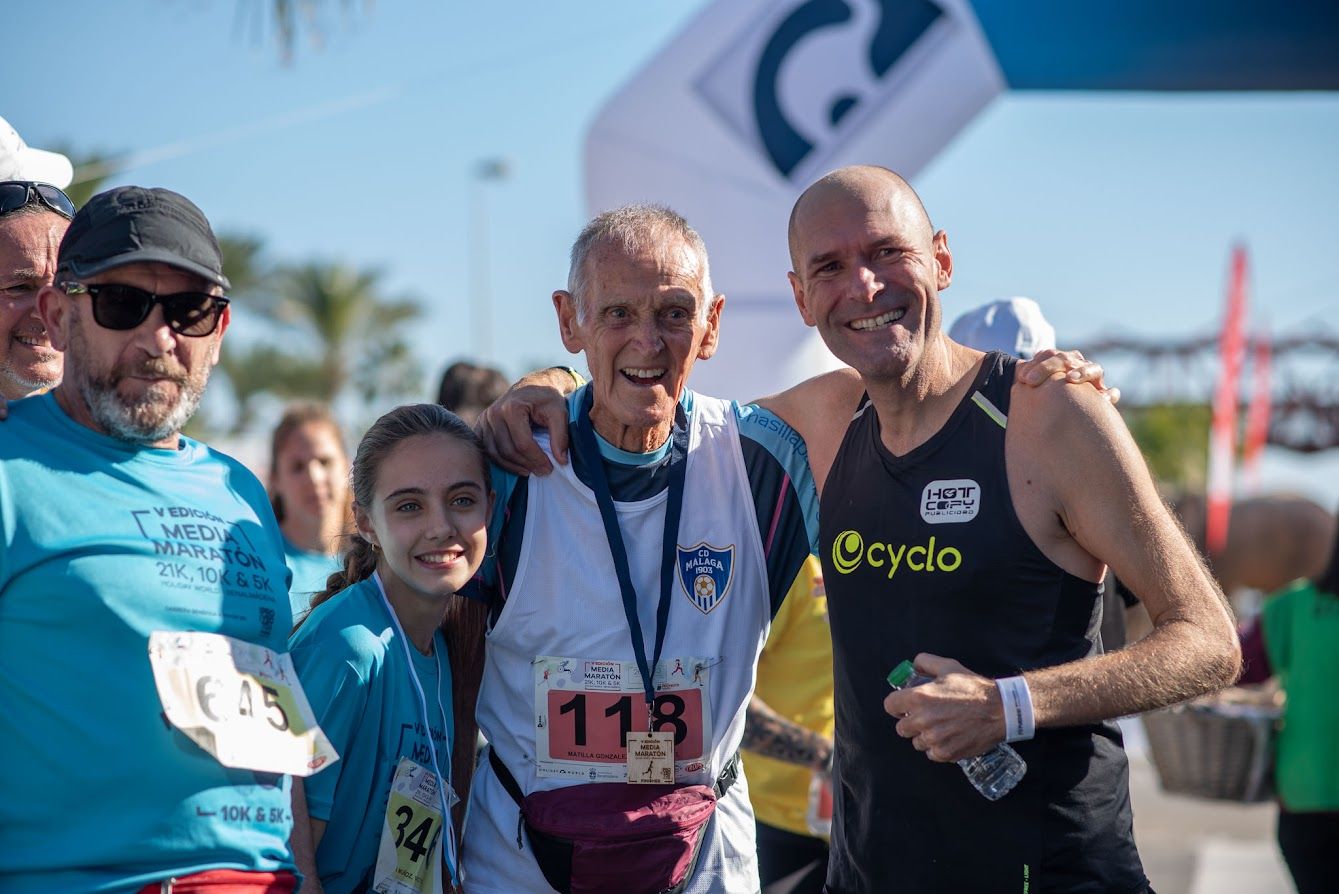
[0,116,75,187]
[948,297,1056,360]
[0,115,76,399]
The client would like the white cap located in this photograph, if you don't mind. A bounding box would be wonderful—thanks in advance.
[0,116,74,188]
[949,297,1056,360]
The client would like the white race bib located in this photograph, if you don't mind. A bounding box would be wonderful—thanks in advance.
[148,631,338,776]
[533,655,715,783]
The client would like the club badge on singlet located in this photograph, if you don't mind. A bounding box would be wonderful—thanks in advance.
[148,631,338,776]
[533,655,716,783]
[373,757,459,894]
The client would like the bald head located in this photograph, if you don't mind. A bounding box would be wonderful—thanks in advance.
[788,165,933,272]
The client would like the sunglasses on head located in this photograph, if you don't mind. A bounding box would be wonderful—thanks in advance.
[61,282,230,337]
[0,180,75,220]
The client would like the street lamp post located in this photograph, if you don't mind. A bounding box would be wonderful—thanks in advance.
[469,157,510,362]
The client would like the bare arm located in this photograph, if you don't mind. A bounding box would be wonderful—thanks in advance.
[754,368,865,495]
[1016,382,1239,724]
[742,694,833,771]
[885,380,1238,762]
[289,777,327,894]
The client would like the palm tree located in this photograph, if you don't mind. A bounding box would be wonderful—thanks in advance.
[262,261,423,404]
[217,345,326,434]
[51,148,118,209]
[219,233,271,296]
[237,0,370,63]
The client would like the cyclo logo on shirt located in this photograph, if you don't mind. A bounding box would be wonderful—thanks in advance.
[830,529,962,577]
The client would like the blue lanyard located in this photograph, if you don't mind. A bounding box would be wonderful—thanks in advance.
[572,386,688,713]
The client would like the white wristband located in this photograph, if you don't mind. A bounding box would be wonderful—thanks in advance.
[996,675,1035,743]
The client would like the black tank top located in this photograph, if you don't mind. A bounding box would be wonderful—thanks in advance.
[820,354,1147,894]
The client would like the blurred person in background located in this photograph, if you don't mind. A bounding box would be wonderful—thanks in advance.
[947,296,1055,360]
[269,403,352,621]
[1238,510,1339,893]
[436,359,509,426]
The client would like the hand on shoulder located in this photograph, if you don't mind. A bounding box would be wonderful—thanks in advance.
[1015,349,1120,405]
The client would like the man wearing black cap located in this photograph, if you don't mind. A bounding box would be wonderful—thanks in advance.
[0,187,312,893]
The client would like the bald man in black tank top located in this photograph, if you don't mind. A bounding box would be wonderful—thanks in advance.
[766,166,1241,894]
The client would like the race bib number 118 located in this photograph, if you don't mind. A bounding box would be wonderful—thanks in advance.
[533,655,714,783]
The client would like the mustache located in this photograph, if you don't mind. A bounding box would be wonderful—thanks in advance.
[114,359,189,383]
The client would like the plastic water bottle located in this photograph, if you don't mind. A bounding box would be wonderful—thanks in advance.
[886,659,1027,801]
[804,768,833,837]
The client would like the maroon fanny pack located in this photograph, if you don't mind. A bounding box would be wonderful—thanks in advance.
[488,747,739,894]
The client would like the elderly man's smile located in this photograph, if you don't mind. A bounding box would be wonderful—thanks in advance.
[620,366,668,385]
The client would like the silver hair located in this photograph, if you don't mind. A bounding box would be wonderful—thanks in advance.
[566,204,715,323]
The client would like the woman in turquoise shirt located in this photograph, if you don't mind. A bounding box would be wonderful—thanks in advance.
[289,404,490,894]
[268,404,351,620]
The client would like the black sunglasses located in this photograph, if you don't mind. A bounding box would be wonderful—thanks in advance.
[61,282,230,337]
[0,180,75,220]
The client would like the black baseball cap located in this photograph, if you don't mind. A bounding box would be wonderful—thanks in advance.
[57,186,231,290]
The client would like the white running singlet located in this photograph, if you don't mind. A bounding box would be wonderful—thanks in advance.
[465,394,770,894]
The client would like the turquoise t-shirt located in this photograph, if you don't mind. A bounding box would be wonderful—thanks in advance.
[284,536,342,620]
[0,393,296,893]
[290,576,455,894]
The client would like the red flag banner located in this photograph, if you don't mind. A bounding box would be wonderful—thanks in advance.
[1241,330,1272,494]
[1206,246,1248,554]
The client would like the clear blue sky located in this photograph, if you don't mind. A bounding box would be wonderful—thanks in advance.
[5,0,1338,503]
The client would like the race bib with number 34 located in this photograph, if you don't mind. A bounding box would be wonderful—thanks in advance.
[374,757,458,894]
[148,631,338,776]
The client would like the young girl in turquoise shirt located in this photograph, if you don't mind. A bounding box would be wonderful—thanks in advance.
[289,404,490,894]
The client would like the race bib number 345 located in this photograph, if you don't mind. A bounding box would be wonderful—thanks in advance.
[149,631,339,776]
